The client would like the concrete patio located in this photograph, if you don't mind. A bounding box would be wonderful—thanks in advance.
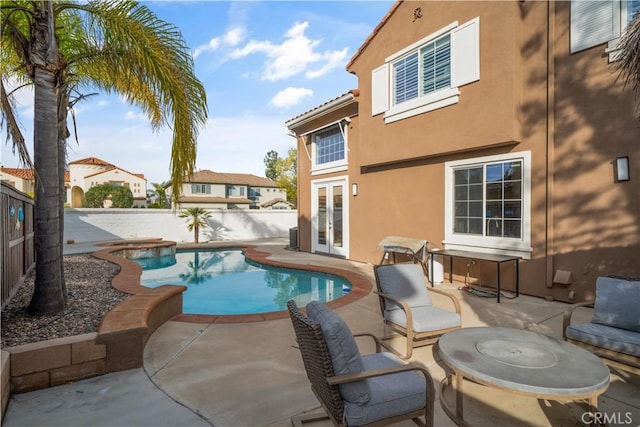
[3,239,639,426]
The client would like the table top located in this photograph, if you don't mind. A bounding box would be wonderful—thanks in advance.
[438,327,610,397]
[429,249,521,263]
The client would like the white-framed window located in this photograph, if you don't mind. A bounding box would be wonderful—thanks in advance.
[571,0,640,55]
[371,17,480,123]
[227,185,245,197]
[191,183,211,194]
[308,121,348,175]
[444,151,532,258]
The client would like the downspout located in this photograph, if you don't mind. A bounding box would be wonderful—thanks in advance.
[545,0,556,290]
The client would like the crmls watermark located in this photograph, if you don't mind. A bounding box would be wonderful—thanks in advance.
[581,411,635,425]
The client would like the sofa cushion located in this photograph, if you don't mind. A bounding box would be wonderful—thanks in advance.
[376,264,432,309]
[305,301,370,405]
[566,323,640,357]
[343,352,426,425]
[591,277,640,332]
[384,305,461,332]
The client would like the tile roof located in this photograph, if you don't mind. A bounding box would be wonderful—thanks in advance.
[346,0,402,70]
[83,166,146,180]
[285,90,359,128]
[260,198,294,208]
[186,169,277,187]
[68,157,115,167]
[1,167,71,182]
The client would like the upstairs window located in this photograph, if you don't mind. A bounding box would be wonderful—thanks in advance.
[372,17,479,123]
[191,183,211,194]
[571,0,640,54]
[315,126,345,165]
[306,121,348,175]
[393,34,451,106]
[227,185,245,197]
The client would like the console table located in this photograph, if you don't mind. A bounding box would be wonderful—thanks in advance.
[428,249,521,302]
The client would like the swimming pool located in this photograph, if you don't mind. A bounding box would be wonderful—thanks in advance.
[136,249,352,315]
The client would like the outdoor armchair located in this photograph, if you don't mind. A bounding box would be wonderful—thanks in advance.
[563,276,640,374]
[287,300,435,427]
[374,263,462,360]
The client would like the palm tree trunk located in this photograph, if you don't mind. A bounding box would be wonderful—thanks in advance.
[194,224,199,243]
[28,4,66,315]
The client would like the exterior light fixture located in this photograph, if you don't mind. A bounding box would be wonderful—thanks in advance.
[352,183,358,196]
[614,156,630,183]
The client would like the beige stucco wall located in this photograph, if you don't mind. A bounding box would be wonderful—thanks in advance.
[294,1,639,302]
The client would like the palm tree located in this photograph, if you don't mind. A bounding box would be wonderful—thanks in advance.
[179,207,212,244]
[150,181,170,208]
[1,1,207,314]
[617,11,640,116]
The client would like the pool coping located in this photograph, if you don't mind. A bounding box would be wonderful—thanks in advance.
[95,242,373,324]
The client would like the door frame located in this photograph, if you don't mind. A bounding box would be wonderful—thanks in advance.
[310,176,349,258]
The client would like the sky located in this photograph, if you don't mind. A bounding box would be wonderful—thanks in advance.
[1,0,394,187]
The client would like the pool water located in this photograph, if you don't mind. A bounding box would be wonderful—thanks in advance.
[137,249,352,315]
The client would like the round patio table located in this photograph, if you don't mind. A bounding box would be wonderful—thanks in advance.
[438,327,610,426]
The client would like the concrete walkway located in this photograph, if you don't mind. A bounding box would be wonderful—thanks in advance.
[3,240,639,426]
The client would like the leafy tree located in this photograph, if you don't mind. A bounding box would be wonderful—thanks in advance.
[264,150,279,180]
[1,1,207,314]
[83,183,133,208]
[264,148,297,206]
[617,11,640,116]
[179,207,212,243]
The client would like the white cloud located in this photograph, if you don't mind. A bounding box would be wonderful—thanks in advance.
[193,37,221,58]
[124,110,147,122]
[223,27,246,46]
[193,26,247,59]
[230,21,347,82]
[269,87,313,109]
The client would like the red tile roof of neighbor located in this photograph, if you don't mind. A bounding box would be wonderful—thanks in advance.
[68,157,115,167]
[1,167,70,182]
[83,166,146,180]
[186,169,277,187]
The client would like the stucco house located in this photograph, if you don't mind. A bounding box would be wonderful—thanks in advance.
[286,0,639,303]
[171,169,290,210]
[2,157,147,207]
[67,157,147,207]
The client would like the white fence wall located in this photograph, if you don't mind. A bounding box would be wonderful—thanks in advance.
[64,209,297,243]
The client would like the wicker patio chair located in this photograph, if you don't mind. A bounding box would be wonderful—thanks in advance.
[374,263,462,360]
[287,300,435,427]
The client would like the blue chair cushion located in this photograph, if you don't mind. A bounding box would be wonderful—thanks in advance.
[591,277,640,332]
[305,301,370,405]
[384,305,461,332]
[376,264,432,309]
[343,352,426,425]
[566,323,640,357]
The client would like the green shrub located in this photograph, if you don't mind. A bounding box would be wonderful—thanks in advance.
[83,184,134,208]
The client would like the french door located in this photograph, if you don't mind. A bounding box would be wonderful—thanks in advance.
[312,177,348,257]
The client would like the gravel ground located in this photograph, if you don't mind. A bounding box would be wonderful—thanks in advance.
[1,255,128,348]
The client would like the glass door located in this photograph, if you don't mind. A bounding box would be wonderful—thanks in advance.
[312,178,348,257]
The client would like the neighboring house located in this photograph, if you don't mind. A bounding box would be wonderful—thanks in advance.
[2,158,147,207]
[1,167,37,195]
[286,0,639,302]
[68,157,147,207]
[171,169,290,210]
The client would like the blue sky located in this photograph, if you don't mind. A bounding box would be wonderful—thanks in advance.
[1,1,393,186]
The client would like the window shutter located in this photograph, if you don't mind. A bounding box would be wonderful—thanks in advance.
[451,17,480,88]
[371,63,389,116]
[570,0,620,53]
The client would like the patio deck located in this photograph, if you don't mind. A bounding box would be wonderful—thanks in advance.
[3,239,639,426]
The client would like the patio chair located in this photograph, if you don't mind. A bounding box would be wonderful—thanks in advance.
[563,276,640,374]
[374,263,462,360]
[287,300,435,427]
